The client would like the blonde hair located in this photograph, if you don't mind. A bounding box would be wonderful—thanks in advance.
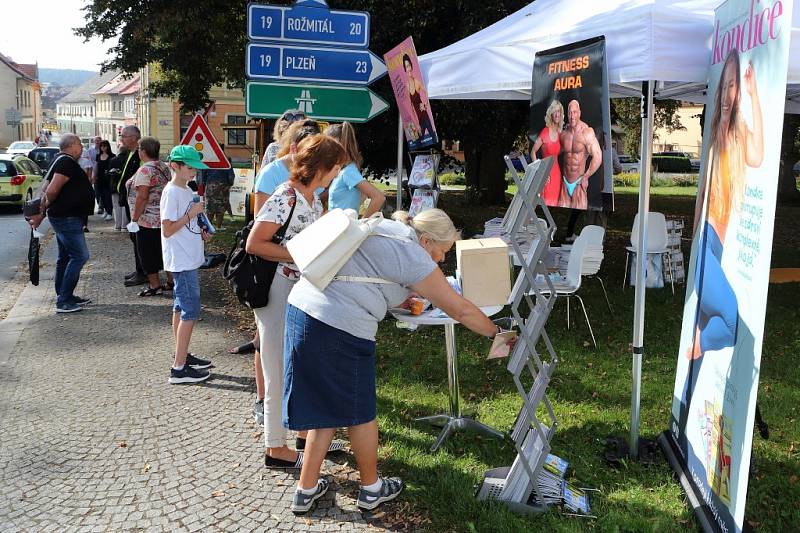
[544,100,564,131]
[324,122,363,170]
[392,208,461,244]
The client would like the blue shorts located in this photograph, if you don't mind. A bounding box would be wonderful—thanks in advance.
[172,269,201,321]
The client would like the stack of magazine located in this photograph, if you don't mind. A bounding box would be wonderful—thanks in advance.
[529,454,592,515]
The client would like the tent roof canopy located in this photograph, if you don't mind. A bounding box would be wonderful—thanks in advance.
[418,0,800,111]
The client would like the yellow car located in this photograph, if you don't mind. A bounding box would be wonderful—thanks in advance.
[0,153,44,207]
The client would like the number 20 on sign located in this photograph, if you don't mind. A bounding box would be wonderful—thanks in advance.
[248,3,370,48]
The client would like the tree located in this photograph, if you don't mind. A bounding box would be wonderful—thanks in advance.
[78,0,529,204]
[777,114,800,203]
[611,97,685,158]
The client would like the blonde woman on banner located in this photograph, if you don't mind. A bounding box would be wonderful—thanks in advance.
[681,48,763,425]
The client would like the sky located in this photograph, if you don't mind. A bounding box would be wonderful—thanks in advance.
[1,0,117,71]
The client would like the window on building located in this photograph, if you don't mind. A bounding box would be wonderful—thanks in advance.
[179,114,194,140]
[226,115,247,146]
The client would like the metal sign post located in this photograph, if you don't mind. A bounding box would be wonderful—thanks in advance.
[246,1,387,124]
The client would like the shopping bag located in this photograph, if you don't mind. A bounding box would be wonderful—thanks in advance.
[287,209,383,291]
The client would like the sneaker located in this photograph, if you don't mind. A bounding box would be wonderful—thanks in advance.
[168,365,210,384]
[56,302,82,314]
[253,399,264,425]
[83,226,90,233]
[186,353,212,370]
[291,478,329,514]
[103,214,113,221]
[357,477,405,511]
[71,296,91,306]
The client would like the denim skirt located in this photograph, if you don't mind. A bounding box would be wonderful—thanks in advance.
[283,304,377,430]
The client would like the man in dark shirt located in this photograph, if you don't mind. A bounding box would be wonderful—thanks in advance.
[28,134,95,313]
[109,125,145,286]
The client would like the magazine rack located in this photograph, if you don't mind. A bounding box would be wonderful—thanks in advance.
[476,157,563,514]
[407,150,440,215]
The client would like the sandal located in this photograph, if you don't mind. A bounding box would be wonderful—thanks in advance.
[228,341,256,354]
[139,286,163,297]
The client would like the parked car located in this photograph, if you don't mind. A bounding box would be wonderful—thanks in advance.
[28,146,60,173]
[655,150,701,172]
[0,154,44,207]
[618,154,640,173]
[6,141,37,156]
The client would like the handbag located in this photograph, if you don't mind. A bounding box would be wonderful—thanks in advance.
[223,190,296,309]
[286,208,386,291]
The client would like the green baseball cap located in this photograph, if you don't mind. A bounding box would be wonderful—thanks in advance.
[169,145,209,169]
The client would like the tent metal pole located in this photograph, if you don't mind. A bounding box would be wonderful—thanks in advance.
[630,80,655,458]
[396,111,404,212]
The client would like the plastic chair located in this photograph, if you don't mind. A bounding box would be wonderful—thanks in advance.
[536,234,597,348]
[576,225,612,312]
[623,212,674,294]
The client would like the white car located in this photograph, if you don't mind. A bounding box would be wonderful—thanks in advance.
[6,141,36,156]
[618,154,640,173]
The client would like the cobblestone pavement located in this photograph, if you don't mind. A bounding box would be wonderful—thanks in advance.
[0,217,384,532]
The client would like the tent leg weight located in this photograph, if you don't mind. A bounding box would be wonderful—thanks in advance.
[604,436,660,466]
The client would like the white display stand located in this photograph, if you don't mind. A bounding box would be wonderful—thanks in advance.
[476,157,566,513]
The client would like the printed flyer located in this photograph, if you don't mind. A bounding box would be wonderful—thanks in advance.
[667,1,793,531]
[529,36,612,210]
[384,37,439,151]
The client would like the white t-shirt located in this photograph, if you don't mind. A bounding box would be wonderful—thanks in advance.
[159,182,205,272]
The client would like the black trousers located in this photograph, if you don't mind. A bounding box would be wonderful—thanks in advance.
[124,202,145,275]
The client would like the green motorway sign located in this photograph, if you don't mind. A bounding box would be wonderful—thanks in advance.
[246,81,389,123]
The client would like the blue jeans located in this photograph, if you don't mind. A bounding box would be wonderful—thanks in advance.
[49,216,90,307]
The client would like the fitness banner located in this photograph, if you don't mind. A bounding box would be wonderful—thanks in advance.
[384,37,439,151]
[667,1,793,531]
[529,36,612,210]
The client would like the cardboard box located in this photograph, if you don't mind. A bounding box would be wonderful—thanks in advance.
[456,238,511,307]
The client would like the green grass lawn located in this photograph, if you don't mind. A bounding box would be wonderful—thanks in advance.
[215,187,800,532]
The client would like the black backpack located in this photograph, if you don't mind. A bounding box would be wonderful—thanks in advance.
[222,200,295,309]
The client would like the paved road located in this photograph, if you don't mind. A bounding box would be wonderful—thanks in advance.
[0,207,51,315]
[0,218,382,532]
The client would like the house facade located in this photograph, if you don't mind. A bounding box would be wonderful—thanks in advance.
[0,53,41,147]
[56,70,120,138]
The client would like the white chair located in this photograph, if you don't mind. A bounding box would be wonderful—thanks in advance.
[536,234,597,348]
[576,225,612,312]
[623,212,674,294]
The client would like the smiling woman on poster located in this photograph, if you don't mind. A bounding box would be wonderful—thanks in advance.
[683,48,763,407]
[530,100,564,206]
[403,54,435,143]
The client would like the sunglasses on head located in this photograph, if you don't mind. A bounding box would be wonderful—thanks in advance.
[281,112,306,123]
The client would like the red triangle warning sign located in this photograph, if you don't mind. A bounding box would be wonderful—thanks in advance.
[178,115,231,169]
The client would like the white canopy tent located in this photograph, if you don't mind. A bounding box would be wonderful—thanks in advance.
[418,0,800,109]
[409,0,800,462]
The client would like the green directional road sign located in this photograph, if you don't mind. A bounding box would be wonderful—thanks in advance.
[246,81,389,123]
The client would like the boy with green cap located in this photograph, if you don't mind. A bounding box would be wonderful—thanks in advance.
[161,145,213,384]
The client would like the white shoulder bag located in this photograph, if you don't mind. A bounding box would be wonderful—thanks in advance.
[287,208,389,291]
